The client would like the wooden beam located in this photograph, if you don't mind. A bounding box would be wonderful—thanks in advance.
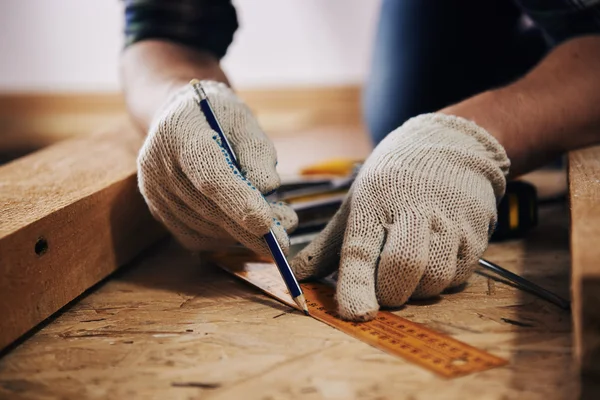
[0,124,165,351]
[569,145,600,397]
[0,93,128,155]
[0,86,362,157]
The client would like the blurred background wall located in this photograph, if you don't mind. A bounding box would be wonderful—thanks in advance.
[0,0,379,162]
[0,0,380,92]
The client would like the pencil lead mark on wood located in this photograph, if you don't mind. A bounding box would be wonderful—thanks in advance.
[171,382,221,389]
[486,278,496,296]
[500,318,535,327]
[178,296,199,309]
[59,329,194,338]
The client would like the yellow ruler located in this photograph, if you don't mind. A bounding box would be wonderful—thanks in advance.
[211,252,508,378]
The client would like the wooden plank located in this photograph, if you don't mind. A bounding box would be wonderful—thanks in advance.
[0,93,128,155]
[0,204,574,399]
[0,86,362,157]
[0,124,165,351]
[569,145,600,397]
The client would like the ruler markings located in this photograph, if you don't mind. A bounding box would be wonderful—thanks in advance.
[211,253,507,378]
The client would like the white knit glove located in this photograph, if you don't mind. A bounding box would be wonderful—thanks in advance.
[291,114,509,321]
[137,81,298,256]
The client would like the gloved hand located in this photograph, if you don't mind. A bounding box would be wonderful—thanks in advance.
[137,80,298,256]
[291,114,509,321]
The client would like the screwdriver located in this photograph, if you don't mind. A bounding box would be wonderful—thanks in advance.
[477,258,570,310]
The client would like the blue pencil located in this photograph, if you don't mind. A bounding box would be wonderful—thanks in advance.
[191,80,309,315]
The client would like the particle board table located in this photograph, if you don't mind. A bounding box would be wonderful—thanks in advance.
[0,124,595,400]
[0,204,575,400]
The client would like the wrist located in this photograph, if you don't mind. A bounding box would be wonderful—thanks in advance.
[121,40,231,132]
[439,88,537,178]
[440,37,600,176]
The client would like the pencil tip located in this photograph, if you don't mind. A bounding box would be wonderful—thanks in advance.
[303,309,310,316]
[293,294,310,316]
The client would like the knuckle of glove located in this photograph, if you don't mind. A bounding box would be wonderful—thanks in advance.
[270,202,299,233]
[289,238,327,280]
[240,200,273,234]
[355,168,385,193]
[289,255,311,280]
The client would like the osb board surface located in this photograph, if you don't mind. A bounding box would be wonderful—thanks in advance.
[0,204,574,400]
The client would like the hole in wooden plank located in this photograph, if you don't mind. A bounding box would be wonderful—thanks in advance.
[34,237,48,256]
[450,357,468,366]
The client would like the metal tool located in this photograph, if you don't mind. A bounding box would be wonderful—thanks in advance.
[477,258,570,310]
[283,186,569,310]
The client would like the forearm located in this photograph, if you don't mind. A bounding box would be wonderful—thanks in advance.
[442,35,600,177]
[120,40,230,131]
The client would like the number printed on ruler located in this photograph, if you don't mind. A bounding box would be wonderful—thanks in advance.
[212,253,508,378]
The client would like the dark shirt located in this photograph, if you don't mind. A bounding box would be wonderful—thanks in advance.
[516,0,600,45]
[123,0,600,59]
[123,0,238,58]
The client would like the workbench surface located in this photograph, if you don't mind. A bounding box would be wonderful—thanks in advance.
[0,202,573,400]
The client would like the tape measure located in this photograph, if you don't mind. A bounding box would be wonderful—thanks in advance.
[211,252,508,378]
[492,180,538,240]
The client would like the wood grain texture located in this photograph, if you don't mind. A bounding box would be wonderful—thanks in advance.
[0,124,165,351]
[0,204,575,399]
[0,93,128,155]
[240,86,362,133]
[213,255,508,378]
[568,145,600,397]
[0,86,362,156]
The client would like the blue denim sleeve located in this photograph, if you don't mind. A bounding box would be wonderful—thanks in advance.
[516,0,600,45]
[124,0,238,59]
